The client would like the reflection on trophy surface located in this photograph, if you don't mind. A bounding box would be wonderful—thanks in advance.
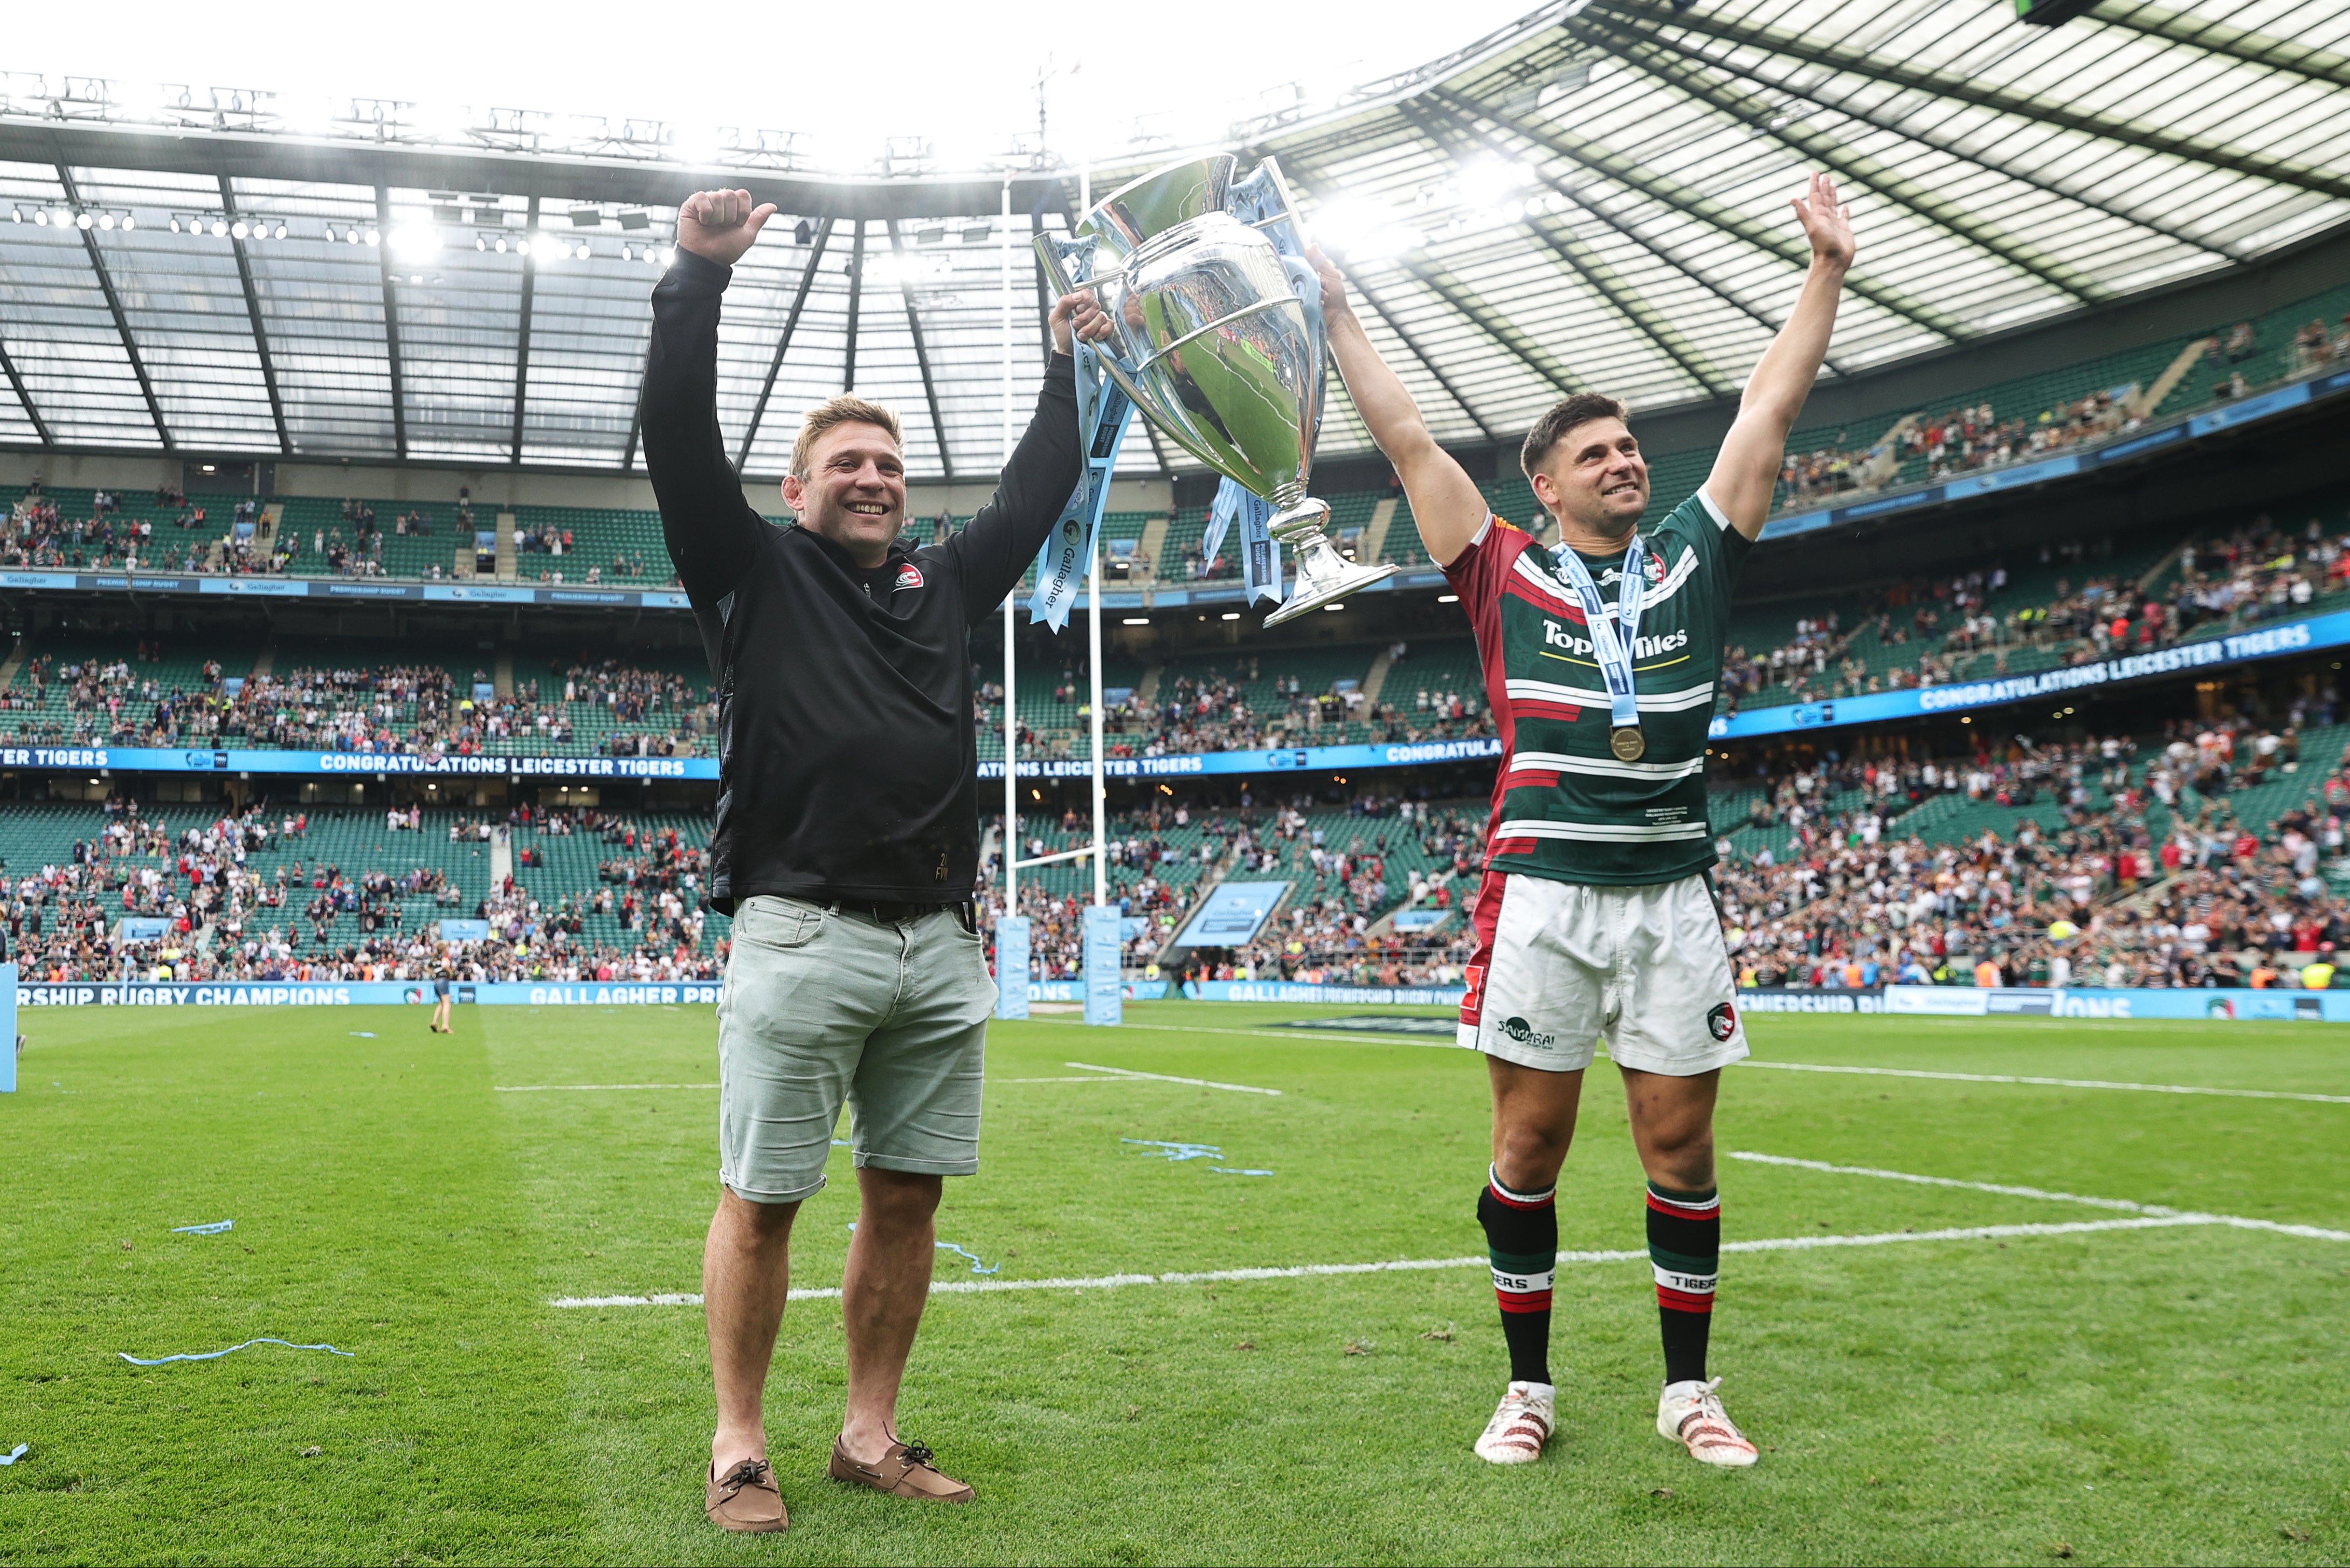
[1034,154,1400,627]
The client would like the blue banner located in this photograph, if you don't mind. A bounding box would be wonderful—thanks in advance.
[1710,610,2350,741]
[1083,904,1124,1026]
[1172,880,1291,948]
[0,964,14,1092]
[0,745,718,779]
[1883,984,2350,1022]
[994,916,1030,1020]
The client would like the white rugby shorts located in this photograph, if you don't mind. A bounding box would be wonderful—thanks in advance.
[1457,868,1749,1076]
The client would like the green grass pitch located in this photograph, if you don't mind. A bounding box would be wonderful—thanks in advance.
[2,1000,2345,1565]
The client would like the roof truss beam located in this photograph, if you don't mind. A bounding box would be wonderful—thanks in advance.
[1343,267,1499,445]
[2087,0,2350,92]
[1572,15,2119,307]
[842,220,866,393]
[1584,0,2350,204]
[510,194,540,465]
[1423,86,1849,375]
[886,219,955,482]
[738,215,836,472]
[1427,85,1965,344]
[217,177,292,455]
[54,160,171,448]
[1404,97,1734,398]
[375,184,408,459]
[0,331,53,446]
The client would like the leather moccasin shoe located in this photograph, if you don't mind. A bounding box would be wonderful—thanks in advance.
[828,1436,974,1503]
[706,1456,788,1532]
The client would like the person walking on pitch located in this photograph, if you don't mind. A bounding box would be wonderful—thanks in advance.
[643,187,1111,1532]
[1314,172,1857,1469]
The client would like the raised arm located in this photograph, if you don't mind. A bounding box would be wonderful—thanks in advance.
[1706,172,1856,541]
[642,189,779,606]
[1311,248,1490,568]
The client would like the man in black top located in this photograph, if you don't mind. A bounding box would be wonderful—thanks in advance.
[644,187,1110,1532]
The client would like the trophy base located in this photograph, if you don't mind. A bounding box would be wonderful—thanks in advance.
[1263,554,1399,627]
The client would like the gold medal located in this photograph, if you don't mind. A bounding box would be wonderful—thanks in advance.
[1609,726,1646,762]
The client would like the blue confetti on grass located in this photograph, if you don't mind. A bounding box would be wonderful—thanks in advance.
[170,1220,234,1235]
[1122,1139,1222,1163]
[845,1225,1000,1275]
[1209,1168,1276,1177]
[0,1443,26,1466]
[118,1338,354,1367]
[349,1031,377,1038]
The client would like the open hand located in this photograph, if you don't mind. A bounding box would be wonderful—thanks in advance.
[1789,171,1855,269]
[676,189,776,267]
[1051,292,1115,355]
[1305,245,1353,322]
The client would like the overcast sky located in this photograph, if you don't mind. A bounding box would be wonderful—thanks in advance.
[6,0,1539,171]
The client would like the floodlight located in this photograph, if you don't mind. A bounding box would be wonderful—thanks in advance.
[122,214,136,231]
[75,212,92,230]
[8,208,18,223]
[212,218,228,237]
[575,241,591,260]
[273,222,286,239]
[476,235,487,252]
[98,212,114,230]
[387,224,440,260]
[494,236,508,254]
[31,210,44,225]
[619,244,633,262]
[364,228,381,245]
[231,220,248,239]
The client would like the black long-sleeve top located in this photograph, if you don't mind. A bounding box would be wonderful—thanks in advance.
[642,248,1082,914]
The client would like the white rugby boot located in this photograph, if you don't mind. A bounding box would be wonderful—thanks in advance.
[1473,1380,1555,1464]
[1657,1376,1758,1467]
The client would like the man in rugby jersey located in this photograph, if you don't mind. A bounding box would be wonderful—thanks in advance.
[1312,172,1855,1470]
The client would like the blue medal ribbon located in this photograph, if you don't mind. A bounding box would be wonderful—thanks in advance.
[1552,536,1649,733]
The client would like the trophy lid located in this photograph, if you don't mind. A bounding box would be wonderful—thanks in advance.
[1081,155,1235,251]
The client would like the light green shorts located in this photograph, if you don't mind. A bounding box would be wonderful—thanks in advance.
[716,895,996,1204]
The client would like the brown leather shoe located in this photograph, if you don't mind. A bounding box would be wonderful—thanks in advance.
[828,1436,974,1503]
[706,1456,787,1532]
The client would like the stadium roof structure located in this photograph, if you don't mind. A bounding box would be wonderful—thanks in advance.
[0,0,2345,482]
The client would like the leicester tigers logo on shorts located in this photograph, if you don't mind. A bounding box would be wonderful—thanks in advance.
[1707,1001,1737,1042]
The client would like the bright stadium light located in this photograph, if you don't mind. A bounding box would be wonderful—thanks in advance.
[211,218,228,237]
[231,220,248,239]
[1311,197,1418,260]
[272,222,286,240]
[476,234,487,252]
[364,227,381,246]
[121,213,135,231]
[75,212,92,230]
[97,212,114,230]
[387,224,440,260]
[620,244,633,262]
[574,241,591,260]
[1455,156,1536,209]
[31,209,45,225]
[494,235,508,254]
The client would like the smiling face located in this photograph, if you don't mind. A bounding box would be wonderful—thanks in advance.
[1530,416,1650,545]
[780,420,906,568]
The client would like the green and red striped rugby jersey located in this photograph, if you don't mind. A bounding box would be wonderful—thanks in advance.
[1443,489,1751,888]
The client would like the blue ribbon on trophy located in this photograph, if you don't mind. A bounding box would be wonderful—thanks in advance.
[1026,238,1136,633]
[1201,481,1281,607]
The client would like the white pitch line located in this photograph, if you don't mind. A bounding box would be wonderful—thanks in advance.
[994,1075,1136,1083]
[548,1214,2265,1309]
[1062,1061,1282,1096]
[1731,1151,2350,1243]
[1736,1058,2350,1104]
[494,1083,719,1092]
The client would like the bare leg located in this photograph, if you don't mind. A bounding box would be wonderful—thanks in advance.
[705,1186,799,1472]
[1619,1066,1720,1191]
[839,1168,943,1462]
[1487,1054,1587,1193]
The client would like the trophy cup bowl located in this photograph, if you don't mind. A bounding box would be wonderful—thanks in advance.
[1036,155,1399,627]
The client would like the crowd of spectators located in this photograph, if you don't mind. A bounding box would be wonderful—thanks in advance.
[1711,722,2350,991]
[2,798,724,984]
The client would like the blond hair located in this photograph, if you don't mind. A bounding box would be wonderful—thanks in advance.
[790,396,902,478]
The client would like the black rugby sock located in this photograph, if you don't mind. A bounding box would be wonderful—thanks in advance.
[1478,1165,1557,1386]
[1646,1180,1720,1387]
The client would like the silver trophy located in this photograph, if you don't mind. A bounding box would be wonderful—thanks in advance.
[1035,155,1398,627]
